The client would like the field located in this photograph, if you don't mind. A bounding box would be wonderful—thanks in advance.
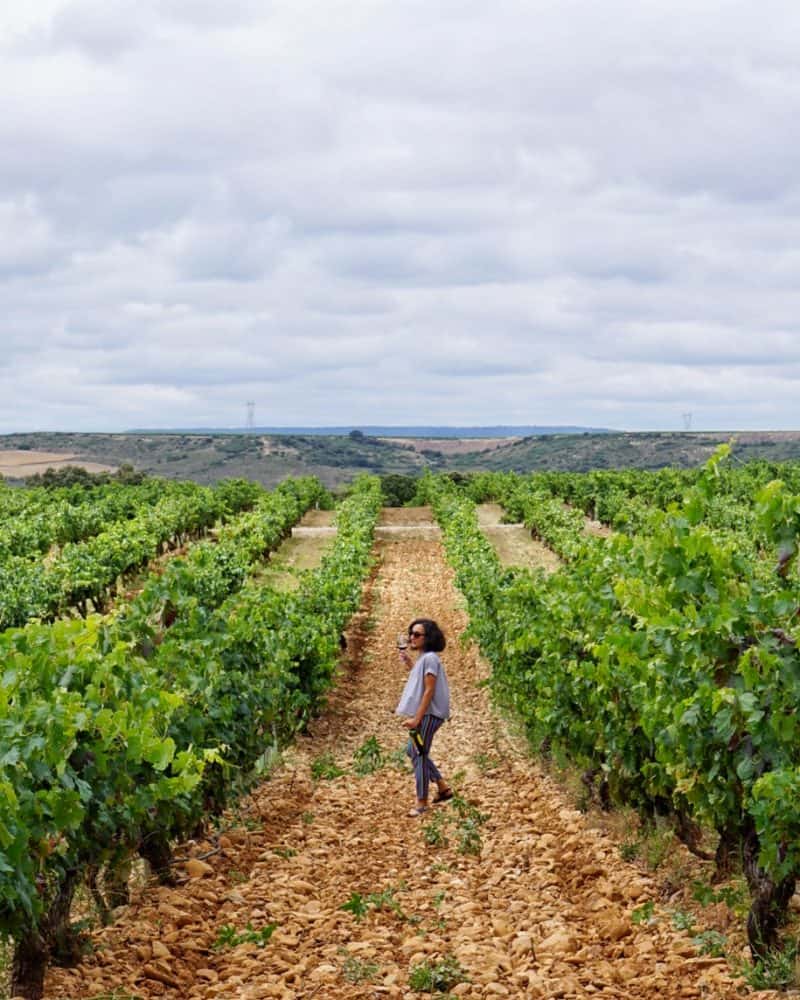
[3,460,800,997]
[0,450,115,478]
[384,436,520,456]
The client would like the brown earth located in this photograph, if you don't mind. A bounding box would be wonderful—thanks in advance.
[255,510,337,592]
[0,450,116,478]
[477,504,561,573]
[46,509,758,1000]
[584,517,612,539]
[383,438,520,456]
[294,509,335,528]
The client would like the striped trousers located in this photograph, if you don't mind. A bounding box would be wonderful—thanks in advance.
[407,713,445,802]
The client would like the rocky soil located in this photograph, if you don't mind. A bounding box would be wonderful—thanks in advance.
[46,508,757,999]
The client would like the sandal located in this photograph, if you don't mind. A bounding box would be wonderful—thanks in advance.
[408,806,429,817]
[433,788,453,803]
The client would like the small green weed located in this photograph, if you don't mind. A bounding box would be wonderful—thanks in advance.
[671,910,696,933]
[272,846,297,859]
[450,793,487,855]
[213,922,277,950]
[690,880,717,907]
[717,883,748,911]
[422,811,449,847]
[691,878,748,914]
[301,811,315,825]
[220,811,262,833]
[340,892,369,921]
[432,890,446,909]
[389,746,412,772]
[456,817,483,856]
[420,791,487,854]
[738,939,799,990]
[340,885,406,922]
[369,886,405,919]
[227,868,248,884]
[631,900,656,925]
[310,752,345,781]
[472,751,500,773]
[71,915,97,936]
[692,929,727,957]
[408,954,468,993]
[353,735,385,776]
[619,838,640,862]
[341,952,380,983]
[451,793,488,825]
[643,827,673,870]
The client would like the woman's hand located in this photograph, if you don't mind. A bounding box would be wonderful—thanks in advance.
[402,718,418,730]
[398,650,412,667]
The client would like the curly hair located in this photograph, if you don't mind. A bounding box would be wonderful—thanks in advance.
[408,618,446,653]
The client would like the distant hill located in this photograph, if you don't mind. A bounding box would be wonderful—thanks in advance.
[129,425,615,437]
[2,429,800,488]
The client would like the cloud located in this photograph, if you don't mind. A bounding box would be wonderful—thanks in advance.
[0,196,65,276]
[2,0,800,433]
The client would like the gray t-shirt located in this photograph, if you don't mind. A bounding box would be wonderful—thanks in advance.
[396,651,450,720]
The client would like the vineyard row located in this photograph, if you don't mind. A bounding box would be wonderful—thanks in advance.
[1,475,381,999]
[418,456,800,962]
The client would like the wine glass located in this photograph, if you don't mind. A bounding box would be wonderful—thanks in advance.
[396,632,408,651]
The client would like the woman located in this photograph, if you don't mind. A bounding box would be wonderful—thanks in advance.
[396,618,452,817]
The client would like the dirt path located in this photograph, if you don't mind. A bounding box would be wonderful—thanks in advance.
[477,503,560,573]
[47,509,749,1000]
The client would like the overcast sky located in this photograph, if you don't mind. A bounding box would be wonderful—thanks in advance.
[2,0,800,433]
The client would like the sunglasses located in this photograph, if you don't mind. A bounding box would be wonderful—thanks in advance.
[409,629,425,638]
